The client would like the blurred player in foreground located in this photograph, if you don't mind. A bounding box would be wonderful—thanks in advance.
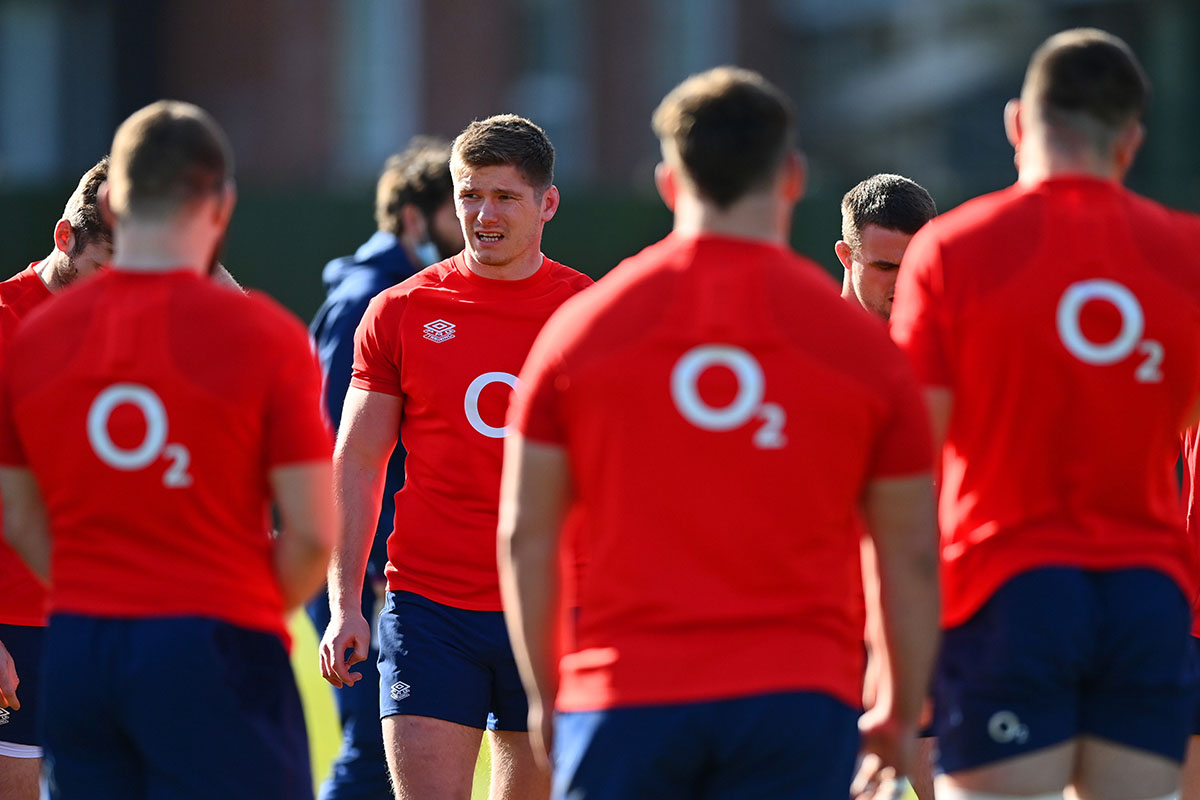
[891,28,1200,800]
[0,100,336,800]
[308,136,461,800]
[500,66,939,800]
[0,156,110,800]
[321,115,591,800]
[837,172,938,800]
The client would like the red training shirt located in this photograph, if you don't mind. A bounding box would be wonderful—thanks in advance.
[0,269,331,642]
[510,232,933,712]
[891,176,1200,629]
[1182,427,1200,637]
[0,265,54,627]
[352,253,592,610]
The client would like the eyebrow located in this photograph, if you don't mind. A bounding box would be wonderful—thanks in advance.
[869,260,901,268]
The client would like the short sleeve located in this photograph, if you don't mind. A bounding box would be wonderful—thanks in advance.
[510,315,569,446]
[264,318,333,467]
[890,225,951,387]
[350,291,404,397]
[867,353,934,479]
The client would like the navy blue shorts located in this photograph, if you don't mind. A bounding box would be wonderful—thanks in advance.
[553,691,859,800]
[0,623,44,754]
[933,567,1196,773]
[377,591,528,731]
[41,614,312,800]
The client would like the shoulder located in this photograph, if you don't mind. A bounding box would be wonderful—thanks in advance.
[542,259,594,293]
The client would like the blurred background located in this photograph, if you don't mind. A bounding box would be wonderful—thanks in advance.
[1,0,1197,317]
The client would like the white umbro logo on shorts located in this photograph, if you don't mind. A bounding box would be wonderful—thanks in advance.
[423,319,456,343]
[0,708,10,726]
[390,680,411,701]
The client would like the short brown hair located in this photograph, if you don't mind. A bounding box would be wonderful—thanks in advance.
[652,66,796,209]
[1021,28,1149,152]
[107,100,233,219]
[840,174,937,253]
[62,156,111,256]
[451,115,554,193]
[375,136,454,235]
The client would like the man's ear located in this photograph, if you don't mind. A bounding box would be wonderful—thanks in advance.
[53,219,75,255]
[215,181,238,226]
[1004,98,1023,154]
[654,162,676,211]
[540,185,560,223]
[1114,120,1144,179]
[782,151,806,204]
[98,182,116,229]
[835,240,854,272]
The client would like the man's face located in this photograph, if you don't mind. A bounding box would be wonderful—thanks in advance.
[69,238,112,283]
[840,224,914,321]
[454,164,553,269]
[428,199,465,260]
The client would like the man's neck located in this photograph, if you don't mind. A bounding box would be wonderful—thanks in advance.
[111,221,210,274]
[462,250,544,281]
[1017,140,1123,187]
[34,254,71,293]
[671,191,788,245]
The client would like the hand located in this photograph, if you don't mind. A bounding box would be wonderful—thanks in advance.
[0,639,19,710]
[852,708,917,800]
[319,609,371,689]
[527,698,554,772]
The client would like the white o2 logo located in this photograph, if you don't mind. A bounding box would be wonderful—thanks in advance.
[670,345,786,449]
[87,383,193,487]
[464,371,520,439]
[1056,279,1162,382]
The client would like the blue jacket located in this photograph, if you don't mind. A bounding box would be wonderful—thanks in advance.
[310,231,419,579]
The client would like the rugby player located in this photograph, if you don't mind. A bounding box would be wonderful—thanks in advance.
[308,136,461,800]
[837,172,938,800]
[0,100,336,799]
[836,173,936,322]
[320,114,591,800]
[0,156,109,800]
[500,66,940,799]
[891,28,1200,800]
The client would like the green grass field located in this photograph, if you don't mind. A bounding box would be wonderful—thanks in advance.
[287,611,491,799]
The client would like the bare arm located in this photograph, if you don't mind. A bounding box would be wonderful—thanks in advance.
[0,638,19,710]
[319,386,400,688]
[924,387,952,449]
[270,461,338,612]
[497,433,570,767]
[0,467,50,583]
[858,472,939,779]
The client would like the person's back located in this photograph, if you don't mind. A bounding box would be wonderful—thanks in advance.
[897,178,1200,626]
[891,28,1200,800]
[3,271,323,638]
[525,232,929,713]
[0,100,335,800]
[501,67,939,800]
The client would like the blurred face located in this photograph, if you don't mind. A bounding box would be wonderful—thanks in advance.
[840,224,914,321]
[454,164,557,271]
[427,199,464,260]
[70,238,113,281]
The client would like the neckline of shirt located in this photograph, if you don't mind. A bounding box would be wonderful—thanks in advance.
[452,253,552,291]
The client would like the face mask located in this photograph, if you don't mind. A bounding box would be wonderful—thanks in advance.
[414,239,441,267]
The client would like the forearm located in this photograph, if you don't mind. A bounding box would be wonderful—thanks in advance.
[329,451,386,612]
[499,525,560,713]
[274,530,331,612]
[876,544,939,723]
[0,467,50,583]
[866,473,940,725]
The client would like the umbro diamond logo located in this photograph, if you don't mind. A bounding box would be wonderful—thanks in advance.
[390,680,411,701]
[423,319,456,343]
[0,708,10,726]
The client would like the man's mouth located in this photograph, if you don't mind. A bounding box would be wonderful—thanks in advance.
[476,232,504,243]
